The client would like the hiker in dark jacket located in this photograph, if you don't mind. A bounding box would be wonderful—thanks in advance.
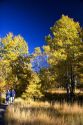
[10,89,16,103]
[6,90,10,105]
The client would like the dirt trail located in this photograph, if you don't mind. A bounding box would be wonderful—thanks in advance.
[0,104,7,125]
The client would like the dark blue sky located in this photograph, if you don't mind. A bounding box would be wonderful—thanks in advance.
[0,0,83,53]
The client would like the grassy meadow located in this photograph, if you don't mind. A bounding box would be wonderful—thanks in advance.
[5,97,83,125]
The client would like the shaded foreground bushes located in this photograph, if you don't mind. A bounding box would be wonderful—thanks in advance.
[44,91,83,104]
[5,99,83,125]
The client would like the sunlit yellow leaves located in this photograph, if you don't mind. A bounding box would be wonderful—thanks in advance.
[1,33,28,60]
[0,60,12,91]
[51,15,80,43]
[35,47,41,54]
[53,50,67,60]
[45,15,83,87]
[46,15,81,62]
[43,45,50,53]
[0,78,6,90]
[34,47,41,57]
[22,72,43,99]
[57,40,63,47]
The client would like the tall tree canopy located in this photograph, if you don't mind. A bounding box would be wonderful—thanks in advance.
[45,15,83,96]
[0,33,28,60]
[0,33,28,91]
[0,33,43,100]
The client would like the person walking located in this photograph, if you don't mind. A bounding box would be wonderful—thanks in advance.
[10,89,16,103]
[6,90,10,105]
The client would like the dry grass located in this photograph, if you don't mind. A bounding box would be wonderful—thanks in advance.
[5,98,83,125]
[47,88,83,94]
